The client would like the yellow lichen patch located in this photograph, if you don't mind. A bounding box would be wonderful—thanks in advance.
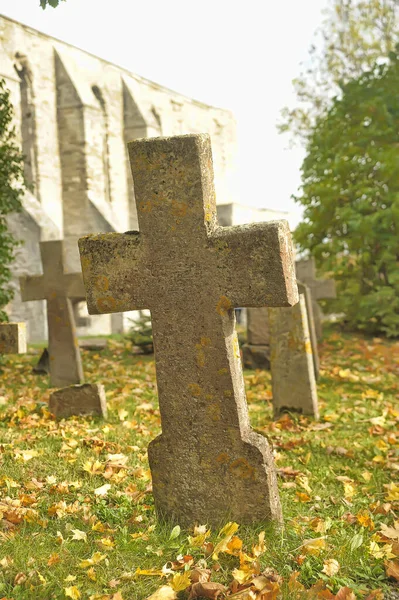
[94,275,109,292]
[188,383,202,397]
[96,297,117,313]
[216,452,230,464]
[196,347,206,368]
[206,403,221,422]
[138,201,152,213]
[80,256,91,273]
[217,367,228,376]
[216,296,232,316]
[232,334,240,360]
[223,390,233,398]
[305,340,312,354]
[200,337,211,347]
[229,458,256,481]
[171,200,187,218]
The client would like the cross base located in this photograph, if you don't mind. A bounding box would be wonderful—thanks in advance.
[148,430,283,526]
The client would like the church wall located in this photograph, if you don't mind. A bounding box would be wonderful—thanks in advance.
[0,15,238,342]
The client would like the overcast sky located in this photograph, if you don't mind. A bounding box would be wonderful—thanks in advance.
[0,0,329,227]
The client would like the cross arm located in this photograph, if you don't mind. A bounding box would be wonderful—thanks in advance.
[78,232,149,314]
[20,275,45,301]
[63,273,86,298]
[210,220,298,308]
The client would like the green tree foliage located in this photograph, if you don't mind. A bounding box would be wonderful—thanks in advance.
[40,0,65,8]
[0,79,25,322]
[279,0,399,144]
[294,49,399,337]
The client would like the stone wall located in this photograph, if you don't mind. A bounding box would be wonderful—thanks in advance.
[0,15,237,341]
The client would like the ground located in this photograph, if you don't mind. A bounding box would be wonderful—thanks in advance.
[0,326,398,600]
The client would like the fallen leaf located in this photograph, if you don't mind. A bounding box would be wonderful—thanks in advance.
[301,537,326,556]
[188,582,227,599]
[170,571,191,592]
[380,521,399,542]
[385,559,399,581]
[145,586,177,600]
[335,587,356,600]
[71,529,87,542]
[94,484,111,497]
[322,559,340,577]
[65,586,81,599]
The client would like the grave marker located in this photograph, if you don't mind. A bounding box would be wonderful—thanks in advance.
[296,258,337,339]
[49,383,107,419]
[79,134,298,526]
[0,323,27,355]
[20,240,85,387]
[269,292,318,418]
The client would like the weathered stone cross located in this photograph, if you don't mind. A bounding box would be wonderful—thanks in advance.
[296,258,337,339]
[20,240,85,388]
[79,134,298,526]
[0,323,27,355]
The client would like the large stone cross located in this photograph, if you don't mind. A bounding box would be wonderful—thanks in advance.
[79,134,298,526]
[296,258,337,339]
[0,323,27,355]
[20,240,85,387]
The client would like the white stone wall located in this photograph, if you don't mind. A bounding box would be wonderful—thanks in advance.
[0,15,238,341]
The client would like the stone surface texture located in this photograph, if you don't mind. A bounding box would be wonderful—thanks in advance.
[269,294,318,418]
[20,240,84,387]
[79,134,298,526]
[296,258,337,339]
[1,15,237,342]
[0,322,27,354]
[49,383,107,419]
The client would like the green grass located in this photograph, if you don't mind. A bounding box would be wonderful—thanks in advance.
[0,327,397,599]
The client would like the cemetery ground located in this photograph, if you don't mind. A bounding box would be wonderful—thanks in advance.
[0,327,398,600]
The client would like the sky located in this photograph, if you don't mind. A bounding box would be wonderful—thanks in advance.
[0,0,329,228]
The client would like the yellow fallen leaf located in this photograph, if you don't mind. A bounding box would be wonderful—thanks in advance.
[296,475,312,494]
[301,537,326,556]
[118,409,128,421]
[252,531,266,557]
[65,586,81,599]
[385,483,399,502]
[87,567,96,581]
[212,522,239,559]
[79,552,107,568]
[71,529,87,542]
[170,571,191,592]
[343,481,356,501]
[145,585,176,599]
[94,484,111,497]
[322,559,340,576]
[135,568,165,577]
[380,521,399,542]
[369,541,395,559]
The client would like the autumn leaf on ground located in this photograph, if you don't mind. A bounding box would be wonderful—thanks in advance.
[322,559,340,576]
[65,586,81,599]
[145,586,177,600]
[380,521,399,542]
[170,571,191,591]
[300,537,326,556]
[385,559,399,581]
[71,529,87,542]
[212,522,239,559]
[79,552,107,568]
[188,525,210,547]
[94,483,111,497]
[188,582,227,599]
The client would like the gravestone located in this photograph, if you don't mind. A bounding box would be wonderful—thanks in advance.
[269,293,318,418]
[0,323,27,354]
[49,383,107,419]
[20,240,85,387]
[78,134,298,526]
[242,281,320,379]
[296,258,336,339]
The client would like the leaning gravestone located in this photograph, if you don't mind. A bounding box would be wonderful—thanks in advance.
[268,291,318,418]
[78,134,298,526]
[49,383,107,419]
[296,258,337,339]
[243,281,320,379]
[0,323,27,355]
[20,241,85,387]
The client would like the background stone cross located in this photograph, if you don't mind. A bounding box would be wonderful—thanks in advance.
[79,134,298,526]
[296,258,337,339]
[0,323,27,355]
[20,240,85,387]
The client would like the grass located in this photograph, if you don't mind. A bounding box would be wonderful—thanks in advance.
[0,326,398,599]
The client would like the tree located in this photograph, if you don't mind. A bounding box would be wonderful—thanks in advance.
[294,48,399,337]
[0,79,26,322]
[40,0,65,8]
[279,0,399,145]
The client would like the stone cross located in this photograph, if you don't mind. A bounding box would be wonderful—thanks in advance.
[20,240,85,388]
[268,291,318,418]
[242,283,320,380]
[296,258,337,339]
[0,323,27,355]
[79,134,298,526]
